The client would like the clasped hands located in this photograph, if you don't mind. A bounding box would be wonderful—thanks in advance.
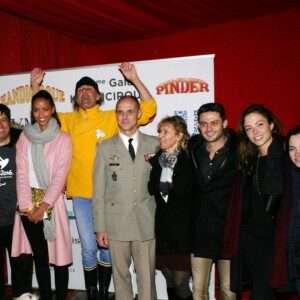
[27,202,49,223]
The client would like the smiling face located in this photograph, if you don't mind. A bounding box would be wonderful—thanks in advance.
[244,112,274,156]
[0,112,10,146]
[76,85,99,110]
[32,98,55,131]
[158,123,182,153]
[198,111,228,144]
[289,133,300,168]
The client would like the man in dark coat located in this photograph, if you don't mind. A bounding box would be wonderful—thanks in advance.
[188,103,237,300]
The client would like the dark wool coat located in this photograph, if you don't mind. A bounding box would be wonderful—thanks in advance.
[223,137,292,291]
[286,164,300,282]
[188,128,237,259]
[148,149,192,255]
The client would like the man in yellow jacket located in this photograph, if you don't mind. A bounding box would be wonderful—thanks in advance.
[31,62,157,300]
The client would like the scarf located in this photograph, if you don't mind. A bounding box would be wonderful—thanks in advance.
[24,118,59,241]
[159,148,180,199]
[24,117,59,190]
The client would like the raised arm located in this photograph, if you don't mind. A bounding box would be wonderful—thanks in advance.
[30,68,45,95]
[119,62,152,102]
[119,62,157,125]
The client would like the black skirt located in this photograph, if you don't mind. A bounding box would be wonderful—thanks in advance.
[156,253,191,272]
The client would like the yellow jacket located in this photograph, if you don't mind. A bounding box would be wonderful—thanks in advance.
[59,98,157,198]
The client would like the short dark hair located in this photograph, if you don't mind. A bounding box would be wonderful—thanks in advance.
[197,102,226,121]
[286,125,300,152]
[31,90,61,128]
[0,104,11,122]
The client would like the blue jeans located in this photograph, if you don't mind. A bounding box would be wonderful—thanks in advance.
[72,197,111,269]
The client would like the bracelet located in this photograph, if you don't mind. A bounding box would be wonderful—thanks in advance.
[25,207,33,214]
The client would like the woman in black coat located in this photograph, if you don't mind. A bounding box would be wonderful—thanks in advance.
[224,104,284,300]
[148,116,192,300]
[286,125,300,296]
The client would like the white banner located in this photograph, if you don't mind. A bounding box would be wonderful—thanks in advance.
[1,54,215,299]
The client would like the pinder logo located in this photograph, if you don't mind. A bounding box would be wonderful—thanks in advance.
[0,157,9,169]
[156,78,209,95]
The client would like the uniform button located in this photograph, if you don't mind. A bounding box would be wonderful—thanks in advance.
[134,202,137,205]
[133,189,137,193]
[133,177,137,180]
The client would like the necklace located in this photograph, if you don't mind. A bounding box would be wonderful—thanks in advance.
[256,156,261,195]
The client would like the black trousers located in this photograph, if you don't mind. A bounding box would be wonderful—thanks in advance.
[21,217,69,300]
[0,224,33,298]
[241,230,275,300]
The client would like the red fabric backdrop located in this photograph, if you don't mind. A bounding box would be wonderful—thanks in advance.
[0,9,299,132]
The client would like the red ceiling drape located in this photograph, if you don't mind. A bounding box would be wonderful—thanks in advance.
[0,9,299,133]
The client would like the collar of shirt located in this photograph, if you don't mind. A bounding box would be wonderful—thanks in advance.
[198,137,230,183]
[200,135,229,159]
[118,131,139,153]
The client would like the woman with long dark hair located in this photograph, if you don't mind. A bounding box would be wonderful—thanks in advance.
[12,90,72,300]
[286,125,300,296]
[224,104,284,300]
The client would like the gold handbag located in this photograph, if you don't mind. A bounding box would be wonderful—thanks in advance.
[17,187,53,219]
[31,187,53,219]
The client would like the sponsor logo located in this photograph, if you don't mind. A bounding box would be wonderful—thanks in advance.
[0,85,65,106]
[156,78,209,95]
